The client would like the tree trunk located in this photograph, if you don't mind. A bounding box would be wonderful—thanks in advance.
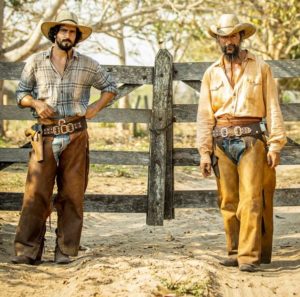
[0,0,4,136]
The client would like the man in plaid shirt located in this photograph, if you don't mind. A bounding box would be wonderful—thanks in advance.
[12,10,118,265]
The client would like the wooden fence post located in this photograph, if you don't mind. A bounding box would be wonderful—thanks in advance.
[147,49,173,226]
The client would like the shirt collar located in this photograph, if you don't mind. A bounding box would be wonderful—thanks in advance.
[45,46,79,59]
[213,50,256,68]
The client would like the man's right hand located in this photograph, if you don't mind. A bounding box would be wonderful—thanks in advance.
[200,162,212,177]
[32,100,55,119]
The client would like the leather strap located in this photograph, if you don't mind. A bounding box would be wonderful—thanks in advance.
[212,122,263,138]
[216,116,262,127]
[42,117,87,136]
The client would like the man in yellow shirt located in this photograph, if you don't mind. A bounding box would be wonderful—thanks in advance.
[197,14,286,272]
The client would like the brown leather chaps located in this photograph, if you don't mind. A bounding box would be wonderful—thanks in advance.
[14,130,89,259]
[214,138,275,265]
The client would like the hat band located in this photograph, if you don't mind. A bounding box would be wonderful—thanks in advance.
[59,19,78,25]
[217,25,234,30]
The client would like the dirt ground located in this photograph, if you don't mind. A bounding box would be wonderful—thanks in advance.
[0,165,300,297]
[0,124,300,297]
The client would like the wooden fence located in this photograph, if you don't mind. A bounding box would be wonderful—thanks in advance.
[0,50,299,225]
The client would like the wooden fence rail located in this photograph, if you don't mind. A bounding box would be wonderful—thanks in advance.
[0,50,299,225]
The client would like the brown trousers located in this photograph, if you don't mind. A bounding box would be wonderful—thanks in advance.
[214,138,276,265]
[14,130,89,259]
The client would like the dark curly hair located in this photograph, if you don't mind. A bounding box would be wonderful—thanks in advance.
[48,25,82,45]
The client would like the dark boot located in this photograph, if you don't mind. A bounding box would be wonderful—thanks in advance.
[54,245,71,264]
[219,257,238,267]
[11,255,36,265]
[239,264,258,272]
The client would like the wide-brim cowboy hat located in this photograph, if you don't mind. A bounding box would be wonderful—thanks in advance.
[208,14,256,39]
[41,10,92,43]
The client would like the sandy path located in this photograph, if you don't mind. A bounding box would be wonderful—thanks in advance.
[0,206,299,297]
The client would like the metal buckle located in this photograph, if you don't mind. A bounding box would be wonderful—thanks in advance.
[233,126,242,136]
[53,126,61,135]
[67,123,75,133]
[220,127,228,137]
[58,119,66,126]
[244,127,252,134]
[59,123,74,134]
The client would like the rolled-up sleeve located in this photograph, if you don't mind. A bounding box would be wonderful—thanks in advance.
[196,69,216,164]
[92,64,118,95]
[16,56,36,107]
[263,64,287,152]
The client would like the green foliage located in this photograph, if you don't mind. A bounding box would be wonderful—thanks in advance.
[158,276,211,297]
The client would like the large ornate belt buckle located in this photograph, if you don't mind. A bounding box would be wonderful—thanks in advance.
[54,119,75,135]
[58,119,66,126]
[60,123,75,134]
[220,127,228,137]
[233,126,242,136]
[53,125,61,135]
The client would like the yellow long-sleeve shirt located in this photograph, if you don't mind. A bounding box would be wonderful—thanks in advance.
[196,51,287,164]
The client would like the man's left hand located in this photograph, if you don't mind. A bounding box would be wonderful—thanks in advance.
[267,151,280,168]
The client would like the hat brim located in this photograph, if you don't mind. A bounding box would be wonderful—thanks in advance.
[41,20,92,43]
[208,23,256,39]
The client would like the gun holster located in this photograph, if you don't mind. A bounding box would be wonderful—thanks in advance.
[25,123,44,162]
[211,154,220,178]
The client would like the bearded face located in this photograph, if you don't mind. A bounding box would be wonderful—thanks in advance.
[217,32,242,61]
[55,25,77,51]
[221,44,240,61]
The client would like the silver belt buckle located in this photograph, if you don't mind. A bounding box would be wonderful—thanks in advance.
[220,127,228,137]
[233,126,242,137]
[58,119,66,126]
[53,126,61,135]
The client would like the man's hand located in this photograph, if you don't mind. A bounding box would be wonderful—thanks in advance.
[200,162,212,177]
[33,100,55,119]
[20,96,55,119]
[267,151,280,168]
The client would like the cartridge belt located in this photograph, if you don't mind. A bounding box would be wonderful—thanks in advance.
[212,122,263,138]
[42,117,87,136]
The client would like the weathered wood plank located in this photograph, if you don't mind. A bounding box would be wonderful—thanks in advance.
[164,53,175,220]
[174,188,300,208]
[1,189,298,211]
[147,49,172,226]
[1,146,298,166]
[182,80,201,92]
[1,59,299,83]
[108,84,143,105]
[0,105,152,123]
[173,59,300,81]
[0,62,154,84]
[0,142,31,170]
[3,103,298,122]
[173,147,300,166]
[0,192,147,212]
[173,103,300,122]
[84,194,147,212]
[0,148,150,165]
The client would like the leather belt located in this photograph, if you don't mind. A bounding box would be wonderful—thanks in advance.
[212,122,264,138]
[42,117,87,136]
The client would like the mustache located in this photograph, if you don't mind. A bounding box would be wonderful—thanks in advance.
[62,39,72,43]
[223,44,238,51]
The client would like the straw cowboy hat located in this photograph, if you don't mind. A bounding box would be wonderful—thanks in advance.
[41,10,92,42]
[208,14,256,39]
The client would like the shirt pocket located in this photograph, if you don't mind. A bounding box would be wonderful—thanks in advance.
[244,76,263,100]
[37,83,52,100]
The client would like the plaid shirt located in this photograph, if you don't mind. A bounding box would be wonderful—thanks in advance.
[16,47,118,118]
